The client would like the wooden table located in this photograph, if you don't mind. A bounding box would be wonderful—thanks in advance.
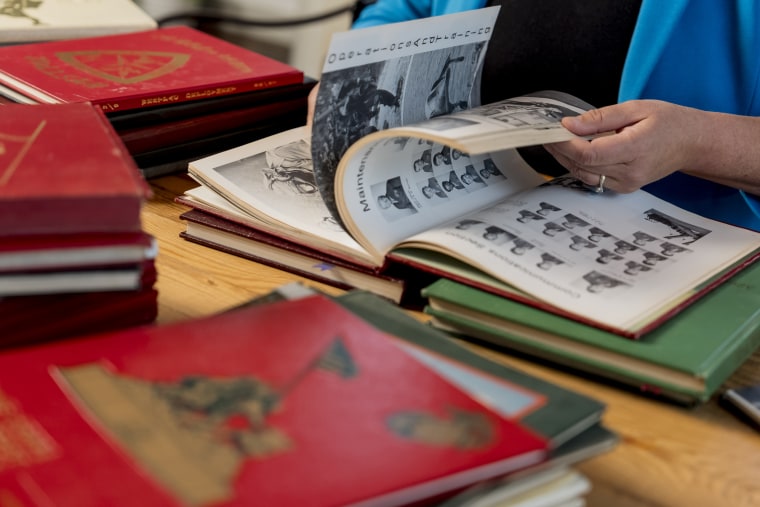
[145,174,760,507]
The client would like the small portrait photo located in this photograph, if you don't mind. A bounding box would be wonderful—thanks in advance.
[373,176,418,221]
[587,227,611,243]
[561,213,590,230]
[516,209,545,224]
[482,225,516,244]
[632,230,658,246]
[595,248,624,265]
[623,260,652,276]
[442,170,466,193]
[420,176,449,202]
[460,164,486,190]
[582,271,628,294]
[537,252,564,271]
[478,157,504,181]
[455,218,483,230]
[510,237,535,256]
[432,145,453,168]
[642,251,668,266]
[613,240,638,255]
[412,148,433,173]
[569,235,597,252]
[542,221,567,237]
[536,201,561,217]
[659,242,689,256]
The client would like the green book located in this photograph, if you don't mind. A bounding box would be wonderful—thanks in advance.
[422,261,760,404]
[235,283,611,450]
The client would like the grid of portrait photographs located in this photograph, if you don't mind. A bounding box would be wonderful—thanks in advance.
[449,175,707,296]
[371,138,508,222]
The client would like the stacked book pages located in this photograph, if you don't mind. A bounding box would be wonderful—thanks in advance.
[0,24,314,178]
[0,102,158,347]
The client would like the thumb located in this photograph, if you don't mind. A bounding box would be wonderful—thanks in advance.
[562,104,639,136]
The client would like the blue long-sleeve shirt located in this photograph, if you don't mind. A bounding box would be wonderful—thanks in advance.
[354,0,760,231]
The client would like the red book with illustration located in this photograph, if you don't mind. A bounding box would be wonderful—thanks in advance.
[0,102,150,236]
[0,295,548,507]
[0,26,304,114]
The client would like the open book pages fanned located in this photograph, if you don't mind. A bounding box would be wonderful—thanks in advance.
[183,7,760,338]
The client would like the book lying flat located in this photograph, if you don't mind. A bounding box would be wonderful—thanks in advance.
[0,25,303,113]
[0,232,156,272]
[0,102,150,236]
[0,257,156,297]
[0,0,157,44]
[422,260,760,404]
[183,8,760,339]
[0,287,158,349]
[0,294,550,506]
[178,208,419,306]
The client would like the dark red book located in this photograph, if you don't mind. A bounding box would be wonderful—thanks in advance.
[0,287,158,349]
[118,97,307,155]
[0,102,149,236]
[178,208,435,307]
[0,294,548,507]
[0,232,155,272]
[0,26,304,114]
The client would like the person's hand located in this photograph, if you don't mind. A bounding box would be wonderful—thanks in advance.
[544,100,701,193]
[305,82,320,128]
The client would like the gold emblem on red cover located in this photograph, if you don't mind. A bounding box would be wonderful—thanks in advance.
[0,120,45,186]
[56,50,191,84]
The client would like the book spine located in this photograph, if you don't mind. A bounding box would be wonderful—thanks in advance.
[95,73,304,114]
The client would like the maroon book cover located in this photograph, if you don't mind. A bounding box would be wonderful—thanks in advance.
[0,102,149,236]
[0,287,159,349]
[0,295,547,506]
[0,26,304,113]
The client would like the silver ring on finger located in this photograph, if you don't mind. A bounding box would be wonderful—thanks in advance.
[595,174,606,193]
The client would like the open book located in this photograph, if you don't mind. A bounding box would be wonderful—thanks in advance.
[181,7,760,338]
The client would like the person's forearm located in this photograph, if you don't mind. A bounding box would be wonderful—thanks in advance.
[686,111,760,196]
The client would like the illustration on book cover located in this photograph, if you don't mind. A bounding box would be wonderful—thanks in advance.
[54,337,498,506]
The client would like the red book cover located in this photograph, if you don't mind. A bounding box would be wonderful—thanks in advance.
[0,102,150,236]
[0,26,304,114]
[0,287,159,349]
[0,231,155,272]
[0,295,548,507]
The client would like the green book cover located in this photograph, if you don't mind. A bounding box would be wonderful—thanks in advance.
[422,261,760,404]
[235,284,608,449]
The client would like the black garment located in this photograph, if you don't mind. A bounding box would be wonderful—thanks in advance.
[482,0,641,107]
[483,0,641,175]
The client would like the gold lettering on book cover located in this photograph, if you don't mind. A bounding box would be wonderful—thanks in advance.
[56,51,190,84]
[0,120,45,187]
[0,387,60,471]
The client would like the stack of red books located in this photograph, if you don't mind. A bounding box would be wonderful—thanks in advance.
[0,25,314,178]
[0,102,158,348]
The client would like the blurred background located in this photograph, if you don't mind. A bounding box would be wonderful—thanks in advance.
[135,0,356,78]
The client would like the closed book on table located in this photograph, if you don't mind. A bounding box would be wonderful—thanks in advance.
[0,102,150,236]
[0,0,156,44]
[0,25,304,113]
[422,260,760,404]
[0,294,549,507]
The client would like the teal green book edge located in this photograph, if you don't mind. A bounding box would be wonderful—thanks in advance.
[422,263,760,403]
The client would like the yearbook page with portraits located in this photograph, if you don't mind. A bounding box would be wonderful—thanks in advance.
[180,7,760,338]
